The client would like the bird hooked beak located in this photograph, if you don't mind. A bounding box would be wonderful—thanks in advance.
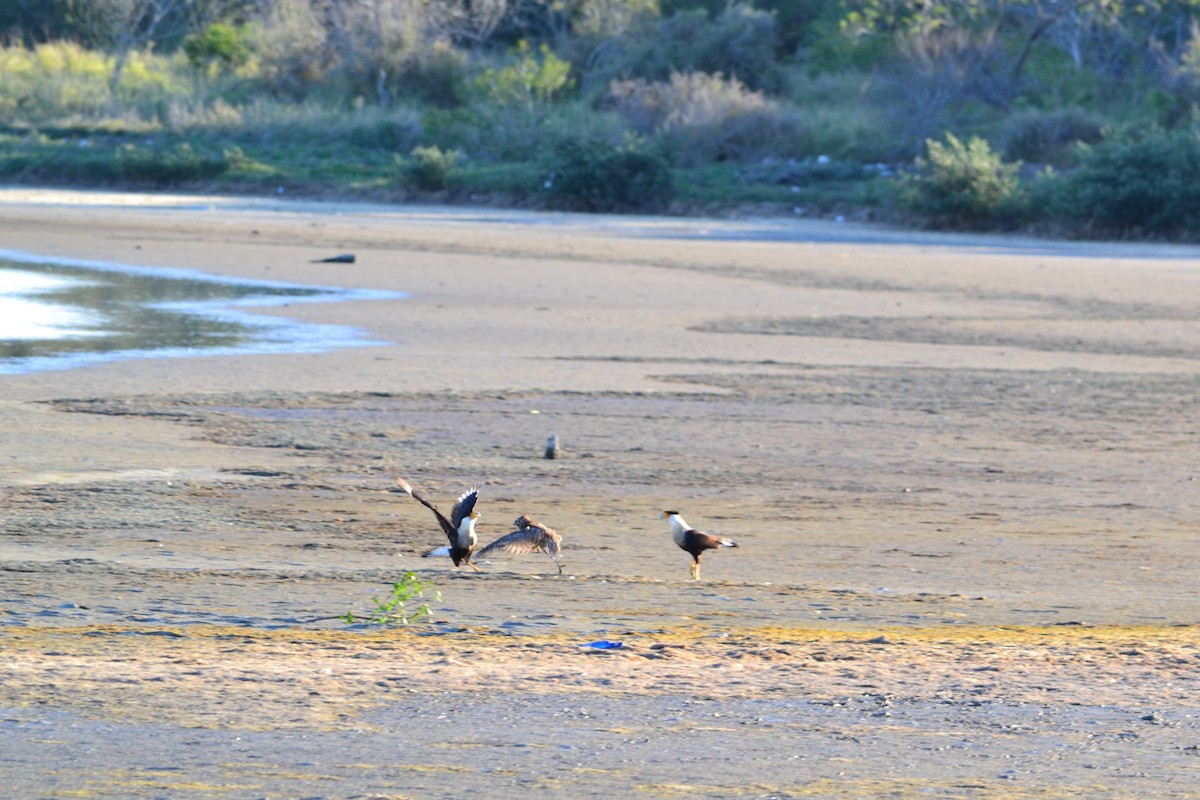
[470,511,481,520]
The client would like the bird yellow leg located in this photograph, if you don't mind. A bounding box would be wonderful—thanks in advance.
[466,561,483,573]
[690,561,700,580]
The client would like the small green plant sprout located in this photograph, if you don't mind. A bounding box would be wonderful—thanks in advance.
[341,572,441,626]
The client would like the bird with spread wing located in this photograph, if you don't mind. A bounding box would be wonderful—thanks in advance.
[394,477,482,572]
[476,515,564,574]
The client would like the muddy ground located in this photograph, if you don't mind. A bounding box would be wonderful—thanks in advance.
[0,189,1198,798]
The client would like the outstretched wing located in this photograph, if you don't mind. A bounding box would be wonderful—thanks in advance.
[478,519,561,559]
[539,532,562,558]
[477,528,547,558]
[394,477,456,541]
[450,486,480,530]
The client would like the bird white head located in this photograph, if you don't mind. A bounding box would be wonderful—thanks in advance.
[662,510,689,535]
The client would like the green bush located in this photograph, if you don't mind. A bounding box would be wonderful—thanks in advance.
[1002,107,1104,164]
[427,98,628,163]
[224,101,422,151]
[344,107,424,151]
[0,41,186,125]
[900,133,1022,228]
[183,23,252,71]
[395,41,471,109]
[399,144,460,191]
[113,142,230,184]
[584,3,780,95]
[611,71,800,164]
[545,135,675,212]
[1051,126,1200,236]
[3,139,231,185]
[474,41,575,111]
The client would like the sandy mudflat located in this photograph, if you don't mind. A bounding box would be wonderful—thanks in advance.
[1,188,1199,799]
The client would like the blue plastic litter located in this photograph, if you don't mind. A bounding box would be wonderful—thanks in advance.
[580,640,624,650]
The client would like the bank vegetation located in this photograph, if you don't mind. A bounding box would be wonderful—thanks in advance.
[3,0,1200,237]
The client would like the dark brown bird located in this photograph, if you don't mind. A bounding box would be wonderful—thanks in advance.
[394,477,481,572]
[662,511,737,580]
[477,514,564,573]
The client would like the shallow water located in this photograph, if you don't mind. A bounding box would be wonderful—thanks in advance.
[0,251,404,374]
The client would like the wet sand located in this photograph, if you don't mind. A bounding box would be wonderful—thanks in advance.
[1,188,1199,798]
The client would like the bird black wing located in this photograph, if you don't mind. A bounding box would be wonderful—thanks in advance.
[450,486,480,531]
[682,529,728,554]
[395,477,456,541]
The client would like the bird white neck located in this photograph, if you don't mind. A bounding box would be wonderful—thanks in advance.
[456,516,477,548]
[667,514,690,545]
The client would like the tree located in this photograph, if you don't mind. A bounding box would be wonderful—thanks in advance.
[316,0,511,106]
[0,0,75,44]
[57,0,196,93]
[836,0,1200,105]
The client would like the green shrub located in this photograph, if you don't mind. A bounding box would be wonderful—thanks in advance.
[426,98,627,163]
[611,71,809,164]
[395,41,471,109]
[1052,126,1200,236]
[610,70,764,129]
[344,107,424,150]
[399,144,460,191]
[900,133,1022,228]
[183,23,252,71]
[545,135,675,212]
[0,41,185,124]
[113,142,230,184]
[5,139,231,185]
[583,2,780,95]
[225,101,422,151]
[1003,107,1104,164]
[474,41,575,111]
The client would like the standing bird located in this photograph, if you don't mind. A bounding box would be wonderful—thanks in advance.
[477,515,565,573]
[394,478,482,572]
[662,511,738,580]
